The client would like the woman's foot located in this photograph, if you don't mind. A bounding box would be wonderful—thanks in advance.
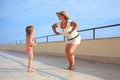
[70,65,76,70]
[27,69,35,72]
[64,66,71,70]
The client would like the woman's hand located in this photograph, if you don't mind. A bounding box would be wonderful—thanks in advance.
[68,22,77,34]
[55,32,59,35]
[52,23,59,35]
[68,31,72,34]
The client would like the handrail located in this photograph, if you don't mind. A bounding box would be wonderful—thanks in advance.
[10,24,120,45]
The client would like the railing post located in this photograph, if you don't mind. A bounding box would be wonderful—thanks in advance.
[46,36,48,42]
[63,36,65,41]
[20,40,22,44]
[93,29,95,39]
[16,41,17,45]
[9,42,11,46]
[34,38,36,43]
[12,41,13,45]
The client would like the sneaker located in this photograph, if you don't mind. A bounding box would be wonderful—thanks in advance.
[64,66,71,70]
[70,66,76,70]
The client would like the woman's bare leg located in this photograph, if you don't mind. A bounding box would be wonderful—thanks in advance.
[67,44,78,67]
[65,44,71,67]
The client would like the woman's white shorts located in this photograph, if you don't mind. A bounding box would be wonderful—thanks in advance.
[66,35,81,44]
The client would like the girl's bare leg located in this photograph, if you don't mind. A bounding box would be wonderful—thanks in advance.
[27,50,34,72]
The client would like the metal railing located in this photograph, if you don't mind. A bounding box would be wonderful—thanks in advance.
[9,24,120,45]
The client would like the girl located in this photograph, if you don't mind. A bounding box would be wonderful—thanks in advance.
[26,26,36,72]
[52,11,81,70]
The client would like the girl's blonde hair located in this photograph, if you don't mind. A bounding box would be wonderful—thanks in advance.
[26,26,34,38]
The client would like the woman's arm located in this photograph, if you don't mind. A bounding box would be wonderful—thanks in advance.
[52,23,59,35]
[68,22,78,34]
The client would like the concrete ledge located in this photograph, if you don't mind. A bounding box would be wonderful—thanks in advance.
[0,37,120,64]
[76,55,120,64]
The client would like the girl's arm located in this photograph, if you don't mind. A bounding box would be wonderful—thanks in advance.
[52,23,59,35]
[29,36,36,47]
[68,22,78,34]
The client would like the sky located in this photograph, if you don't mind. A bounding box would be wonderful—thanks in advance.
[0,0,120,44]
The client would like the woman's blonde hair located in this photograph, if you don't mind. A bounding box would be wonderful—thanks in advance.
[56,11,69,20]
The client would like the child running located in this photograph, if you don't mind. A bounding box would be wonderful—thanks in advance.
[25,26,37,72]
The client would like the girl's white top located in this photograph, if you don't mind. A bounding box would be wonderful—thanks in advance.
[57,20,79,39]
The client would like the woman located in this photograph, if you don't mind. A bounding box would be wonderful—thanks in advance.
[52,11,81,70]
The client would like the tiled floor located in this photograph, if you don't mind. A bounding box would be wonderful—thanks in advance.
[0,50,120,80]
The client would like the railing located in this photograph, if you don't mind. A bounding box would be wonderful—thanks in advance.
[9,24,120,45]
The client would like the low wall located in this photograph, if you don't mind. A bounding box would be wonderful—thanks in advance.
[0,37,120,64]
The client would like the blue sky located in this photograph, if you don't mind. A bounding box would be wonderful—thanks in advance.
[0,0,120,44]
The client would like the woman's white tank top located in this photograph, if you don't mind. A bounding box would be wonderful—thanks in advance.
[57,20,79,39]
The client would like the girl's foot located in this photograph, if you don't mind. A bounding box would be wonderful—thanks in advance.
[27,69,35,72]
